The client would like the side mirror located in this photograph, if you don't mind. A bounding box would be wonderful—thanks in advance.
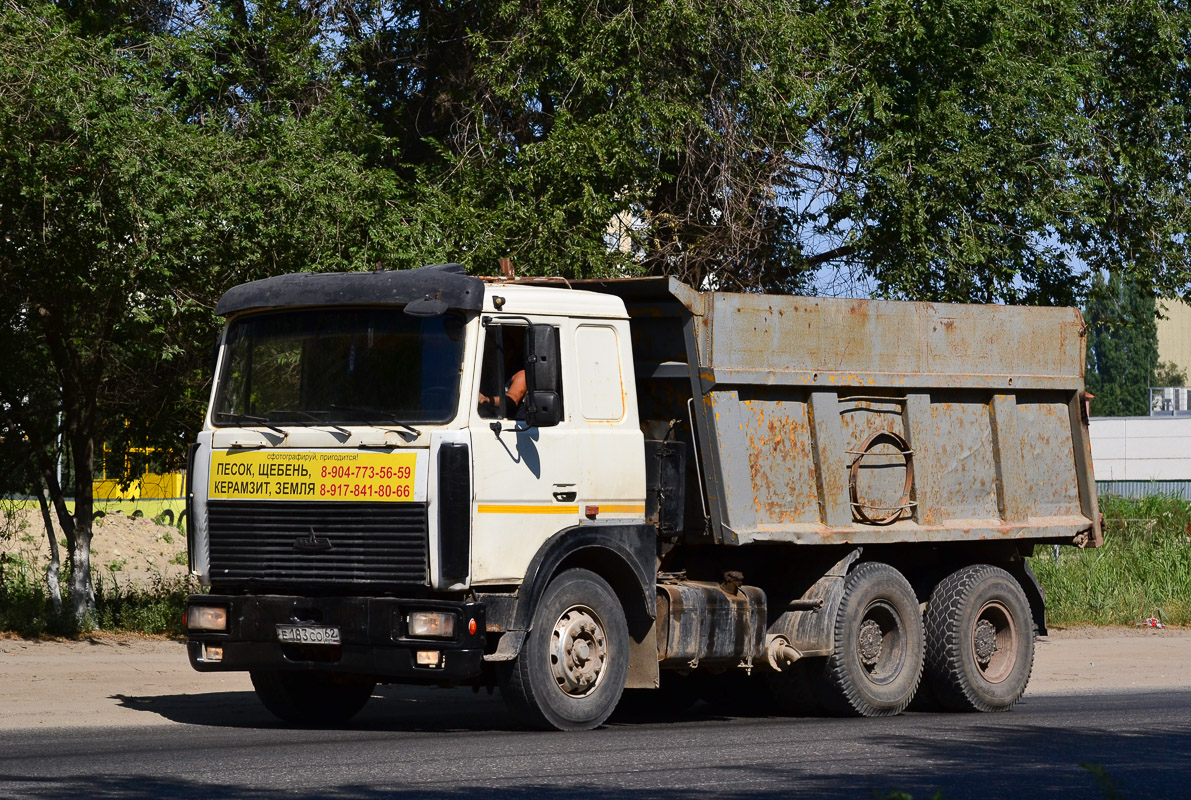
[525,390,561,428]
[524,326,561,428]
[524,325,559,393]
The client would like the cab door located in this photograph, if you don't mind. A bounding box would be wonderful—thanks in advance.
[469,319,580,584]
[568,320,645,523]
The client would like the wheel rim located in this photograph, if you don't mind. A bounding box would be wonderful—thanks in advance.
[971,600,1017,683]
[549,604,609,698]
[854,600,906,686]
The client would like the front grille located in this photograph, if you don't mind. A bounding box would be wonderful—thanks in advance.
[207,500,428,587]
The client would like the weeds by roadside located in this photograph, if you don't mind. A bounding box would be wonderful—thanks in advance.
[2,498,195,636]
[1,519,198,637]
[94,572,197,635]
[1030,494,1191,627]
[0,560,197,637]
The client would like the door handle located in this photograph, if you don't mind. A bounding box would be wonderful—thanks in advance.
[553,491,577,502]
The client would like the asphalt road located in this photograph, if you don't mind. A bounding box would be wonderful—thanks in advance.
[1,686,1188,799]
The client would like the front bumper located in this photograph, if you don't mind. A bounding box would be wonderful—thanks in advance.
[186,594,487,683]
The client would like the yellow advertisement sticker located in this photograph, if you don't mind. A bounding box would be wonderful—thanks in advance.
[208,450,425,502]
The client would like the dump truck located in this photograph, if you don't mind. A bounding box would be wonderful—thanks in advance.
[184,263,1101,730]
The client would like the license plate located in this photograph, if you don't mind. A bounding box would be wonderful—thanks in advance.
[276,624,341,645]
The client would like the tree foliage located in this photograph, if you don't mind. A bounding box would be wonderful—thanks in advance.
[0,0,406,624]
[329,0,1191,299]
[1154,360,1188,388]
[1085,272,1160,417]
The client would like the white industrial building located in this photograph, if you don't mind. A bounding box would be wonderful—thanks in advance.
[1090,415,1191,498]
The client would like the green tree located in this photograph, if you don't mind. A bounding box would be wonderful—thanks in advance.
[1154,361,1188,388]
[1070,0,1191,303]
[1085,272,1160,417]
[6,0,1191,627]
[0,1,406,625]
[321,0,1191,301]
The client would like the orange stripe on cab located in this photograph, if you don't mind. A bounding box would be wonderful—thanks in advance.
[476,504,579,515]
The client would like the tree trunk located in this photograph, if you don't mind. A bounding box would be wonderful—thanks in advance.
[35,434,95,628]
[28,307,101,628]
[37,456,86,624]
[67,433,97,628]
[34,483,62,615]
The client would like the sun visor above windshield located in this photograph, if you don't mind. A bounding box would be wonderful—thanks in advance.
[214,263,484,317]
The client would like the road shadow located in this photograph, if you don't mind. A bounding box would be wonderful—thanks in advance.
[110,683,521,733]
[110,683,764,732]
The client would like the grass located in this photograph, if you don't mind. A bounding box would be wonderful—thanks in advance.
[1030,494,1191,627]
[93,572,195,635]
[0,557,196,637]
[0,505,197,637]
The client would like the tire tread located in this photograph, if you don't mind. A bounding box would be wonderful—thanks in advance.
[822,561,923,717]
[924,564,1034,713]
[499,568,628,731]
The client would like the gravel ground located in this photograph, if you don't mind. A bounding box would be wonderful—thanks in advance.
[0,508,188,591]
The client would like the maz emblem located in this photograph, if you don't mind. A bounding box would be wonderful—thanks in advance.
[294,528,333,554]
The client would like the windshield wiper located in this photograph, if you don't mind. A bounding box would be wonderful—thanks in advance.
[265,409,350,436]
[328,405,422,437]
[218,413,285,436]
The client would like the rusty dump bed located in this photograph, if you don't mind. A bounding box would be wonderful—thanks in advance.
[555,276,1101,550]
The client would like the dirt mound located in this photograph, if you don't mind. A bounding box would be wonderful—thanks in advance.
[0,508,189,591]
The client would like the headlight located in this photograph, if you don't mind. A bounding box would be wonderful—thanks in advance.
[187,605,228,631]
[408,611,455,638]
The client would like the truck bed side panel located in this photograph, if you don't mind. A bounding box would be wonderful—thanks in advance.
[679,286,1099,547]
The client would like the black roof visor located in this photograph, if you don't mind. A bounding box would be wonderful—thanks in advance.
[214,263,484,317]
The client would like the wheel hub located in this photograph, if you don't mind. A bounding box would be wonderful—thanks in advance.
[549,606,608,697]
[973,619,998,666]
[858,619,883,667]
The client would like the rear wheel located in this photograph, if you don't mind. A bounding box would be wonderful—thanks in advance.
[501,568,629,730]
[821,562,924,717]
[250,671,375,726]
[924,564,1034,712]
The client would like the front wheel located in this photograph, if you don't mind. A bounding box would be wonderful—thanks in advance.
[821,562,924,717]
[250,670,375,726]
[923,564,1035,712]
[501,568,629,731]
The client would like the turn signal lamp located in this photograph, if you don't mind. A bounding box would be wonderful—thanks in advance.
[187,605,228,631]
[409,611,455,638]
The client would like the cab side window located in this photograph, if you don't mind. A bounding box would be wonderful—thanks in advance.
[477,325,564,421]
[575,325,624,421]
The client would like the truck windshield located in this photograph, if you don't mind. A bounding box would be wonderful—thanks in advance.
[211,308,467,427]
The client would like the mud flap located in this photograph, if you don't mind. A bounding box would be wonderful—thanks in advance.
[766,548,862,657]
[1008,558,1048,636]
